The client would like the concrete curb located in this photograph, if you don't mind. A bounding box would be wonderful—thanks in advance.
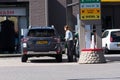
[0,54,22,58]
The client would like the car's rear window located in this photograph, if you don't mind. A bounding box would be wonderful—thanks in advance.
[111,31,120,42]
[28,29,55,37]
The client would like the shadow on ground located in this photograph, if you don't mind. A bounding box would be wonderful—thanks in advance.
[28,54,120,63]
[29,58,68,63]
[105,54,120,63]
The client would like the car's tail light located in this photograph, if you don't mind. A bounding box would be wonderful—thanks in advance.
[110,37,113,42]
[21,38,29,43]
[56,50,61,54]
[54,37,60,43]
[21,38,29,48]
[23,49,28,54]
[56,47,61,54]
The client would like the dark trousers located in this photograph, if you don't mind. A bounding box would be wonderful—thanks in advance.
[66,40,73,62]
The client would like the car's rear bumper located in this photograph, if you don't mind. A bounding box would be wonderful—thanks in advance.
[22,50,62,57]
[108,42,120,50]
[27,51,56,54]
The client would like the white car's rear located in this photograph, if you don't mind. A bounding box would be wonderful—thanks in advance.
[102,29,120,53]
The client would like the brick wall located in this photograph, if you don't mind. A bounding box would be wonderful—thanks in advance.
[29,0,46,26]
[48,0,67,34]
[18,0,47,26]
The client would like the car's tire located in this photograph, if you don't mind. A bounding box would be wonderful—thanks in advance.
[56,54,62,62]
[103,46,110,54]
[21,55,28,62]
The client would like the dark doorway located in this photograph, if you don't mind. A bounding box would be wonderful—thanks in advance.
[102,16,113,31]
[0,17,19,53]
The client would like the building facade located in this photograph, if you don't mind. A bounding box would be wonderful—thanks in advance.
[0,0,67,53]
[0,0,120,33]
[0,0,120,53]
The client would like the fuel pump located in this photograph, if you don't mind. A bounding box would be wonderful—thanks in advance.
[90,24,97,49]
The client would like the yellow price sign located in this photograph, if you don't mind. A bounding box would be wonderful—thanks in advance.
[80,8,101,20]
[81,14,101,20]
[81,8,100,14]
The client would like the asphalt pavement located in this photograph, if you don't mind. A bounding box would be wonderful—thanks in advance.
[1,53,120,63]
[0,54,120,80]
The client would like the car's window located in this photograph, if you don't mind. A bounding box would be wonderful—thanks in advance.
[111,31,120,42]
[102,31,109,38]
[28,29,55,37]
[111,31,120,37]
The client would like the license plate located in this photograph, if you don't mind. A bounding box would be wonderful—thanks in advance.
[36,41,48,44]
[117,44,120,47]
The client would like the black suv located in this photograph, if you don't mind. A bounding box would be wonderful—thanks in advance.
[21,26,62,62]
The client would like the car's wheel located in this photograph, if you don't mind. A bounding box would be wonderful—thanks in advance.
[56,54,62,62]
[21,55,28,62]
[103,45,110,54]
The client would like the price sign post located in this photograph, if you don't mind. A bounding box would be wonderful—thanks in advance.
[80,0,101,20]
[78,0,106,64]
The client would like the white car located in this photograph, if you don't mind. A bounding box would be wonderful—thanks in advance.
[102,29,120,53]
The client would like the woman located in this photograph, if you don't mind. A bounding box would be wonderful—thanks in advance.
[64,25,74,62]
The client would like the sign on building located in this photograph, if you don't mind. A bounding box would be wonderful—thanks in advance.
[80,0,101,20]
[0,8,26,16]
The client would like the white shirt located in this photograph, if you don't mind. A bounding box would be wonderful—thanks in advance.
[65,30,73,41]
